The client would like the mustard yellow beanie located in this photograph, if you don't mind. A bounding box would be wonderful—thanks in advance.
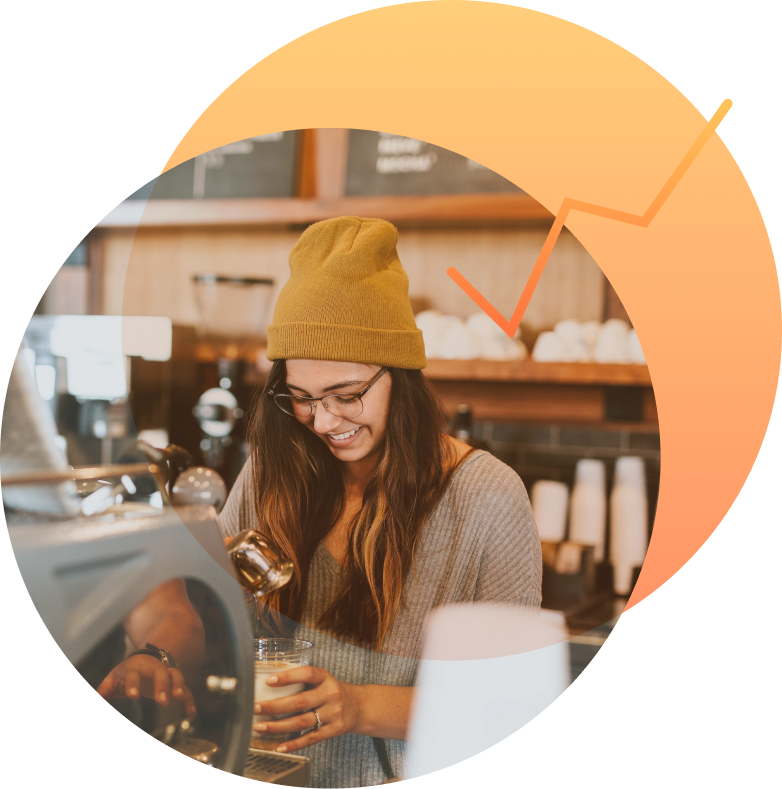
[267,216,426,369]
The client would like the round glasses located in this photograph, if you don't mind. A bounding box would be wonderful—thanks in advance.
[270,367,388,419]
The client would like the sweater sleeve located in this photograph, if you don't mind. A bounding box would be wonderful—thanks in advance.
[465,455,542,610]
[217,460,256,539]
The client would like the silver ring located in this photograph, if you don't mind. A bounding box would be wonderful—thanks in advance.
[312,709,322,730]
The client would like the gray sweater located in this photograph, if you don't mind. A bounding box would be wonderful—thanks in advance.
[218,450,541,788]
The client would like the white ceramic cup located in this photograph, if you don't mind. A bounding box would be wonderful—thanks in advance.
[569,459,607,561]
[531,480,569,543]
[610,457,648,594]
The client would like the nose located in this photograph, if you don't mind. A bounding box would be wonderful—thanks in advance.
[312,400,342,433]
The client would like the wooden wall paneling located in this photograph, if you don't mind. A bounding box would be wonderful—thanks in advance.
[432,381,607,423]
[103,223,606,338]
[314,128,349,198]
[399,227,605,336]
[87,231,105,315]
[98,193,554,228]
[603,275,632,324]
[295,130,318,198]
[116,227,299,330]
[102,230,136,315]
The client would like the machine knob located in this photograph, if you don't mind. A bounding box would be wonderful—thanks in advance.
[206,675,238,695]
[170,467,228,512]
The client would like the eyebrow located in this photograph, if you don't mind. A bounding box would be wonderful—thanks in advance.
[286,379,367,395]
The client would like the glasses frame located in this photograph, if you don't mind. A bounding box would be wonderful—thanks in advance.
[269,367,389,419]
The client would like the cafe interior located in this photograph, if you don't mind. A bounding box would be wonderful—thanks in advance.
[2,129,659,784]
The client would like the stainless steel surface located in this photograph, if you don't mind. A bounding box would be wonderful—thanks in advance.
[207,676,239,695]
[243,749,311,786]
[8,505,254,775]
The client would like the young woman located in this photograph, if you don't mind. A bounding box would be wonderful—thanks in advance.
[218,216,541,788]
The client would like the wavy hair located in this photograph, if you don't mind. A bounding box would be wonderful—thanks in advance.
[247,360,464,648]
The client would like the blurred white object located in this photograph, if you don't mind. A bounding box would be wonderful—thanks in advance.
[594,319,630,363]
[626,328,646,364]
[417,311,528,360]
[406,604,570,779]
[610,457,648,594]
[569,459,607,561]
[466,311,508,339]
[171,467,228,513]
[479,335,528,361]
[530,480,569,542]
[553,319,582,345]
[532,331,565,362]
[581,320,601,349]
[415,309,445,357]
[562,340,590,362]
[437,318,481,359]
[464,312,521,340]
[1,347,78,515]
[138,429,169,449]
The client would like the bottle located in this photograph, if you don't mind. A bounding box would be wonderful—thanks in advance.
[452,404,473,442]
[451,403,491,451]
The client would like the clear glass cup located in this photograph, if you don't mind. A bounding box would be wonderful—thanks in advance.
[226,530,294,598]
[252,638,314,749]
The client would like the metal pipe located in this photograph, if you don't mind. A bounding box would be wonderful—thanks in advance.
[0,463,170,504]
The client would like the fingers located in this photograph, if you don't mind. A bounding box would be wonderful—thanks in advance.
[124,669,142,700]
[181,685,197,717]
[267,666,326,687]
[96,672,121,700]
[151,663,172,705]
[254,710,318,735]
[255,687,327,717]
[169,668,186,701]
[274,724,337,754]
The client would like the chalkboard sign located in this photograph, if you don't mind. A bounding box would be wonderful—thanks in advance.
[345,130,523,196]
[128,131,300,200]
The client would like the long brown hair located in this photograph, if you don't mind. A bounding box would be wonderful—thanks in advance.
[248,360,463,648]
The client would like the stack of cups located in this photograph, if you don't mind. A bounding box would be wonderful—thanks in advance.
[610,457,648,595]
[530,480,569,543]
[569,459,607,561]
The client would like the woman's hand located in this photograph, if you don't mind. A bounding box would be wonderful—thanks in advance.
[97,654,197,716]
[253,666,363,753]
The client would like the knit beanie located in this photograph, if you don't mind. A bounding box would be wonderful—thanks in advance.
[266,216,426,369]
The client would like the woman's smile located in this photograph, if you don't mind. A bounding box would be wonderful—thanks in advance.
[326,425,363,446]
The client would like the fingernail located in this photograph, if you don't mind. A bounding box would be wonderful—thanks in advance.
[128,689,139,698]
[158,693,168,703]
[276,746,287,753]
[266,676,278,685]
[173,688,183,697]
[254,723,267,732]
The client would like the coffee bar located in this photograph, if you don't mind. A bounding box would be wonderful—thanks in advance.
[3,128,659,783]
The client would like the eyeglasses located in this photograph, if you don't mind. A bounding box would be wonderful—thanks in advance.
[270,367,388,419]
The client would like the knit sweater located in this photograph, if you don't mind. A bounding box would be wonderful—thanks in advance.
[218,450,541,788]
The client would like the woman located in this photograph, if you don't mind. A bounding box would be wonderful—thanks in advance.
[218,216,541,788]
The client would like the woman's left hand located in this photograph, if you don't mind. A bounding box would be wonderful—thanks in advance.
[253,666,363,753]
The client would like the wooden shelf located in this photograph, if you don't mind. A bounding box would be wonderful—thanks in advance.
[423,358,652,387]
[98,193,554,229]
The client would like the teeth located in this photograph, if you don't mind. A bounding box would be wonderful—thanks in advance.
[330,427,360,441]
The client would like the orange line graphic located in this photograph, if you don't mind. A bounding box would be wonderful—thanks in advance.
[447,100,733,337]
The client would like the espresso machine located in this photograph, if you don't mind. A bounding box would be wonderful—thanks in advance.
[191,274,274,482]
[2,340,308,784]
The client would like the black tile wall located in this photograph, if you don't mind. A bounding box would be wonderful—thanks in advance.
[473,419,661,533]
[490,423,553,445]
[629,432,661,451]
[558,427,622,449]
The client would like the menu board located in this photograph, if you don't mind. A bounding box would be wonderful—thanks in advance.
[345,130,523,196]
[128,131,300,200]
